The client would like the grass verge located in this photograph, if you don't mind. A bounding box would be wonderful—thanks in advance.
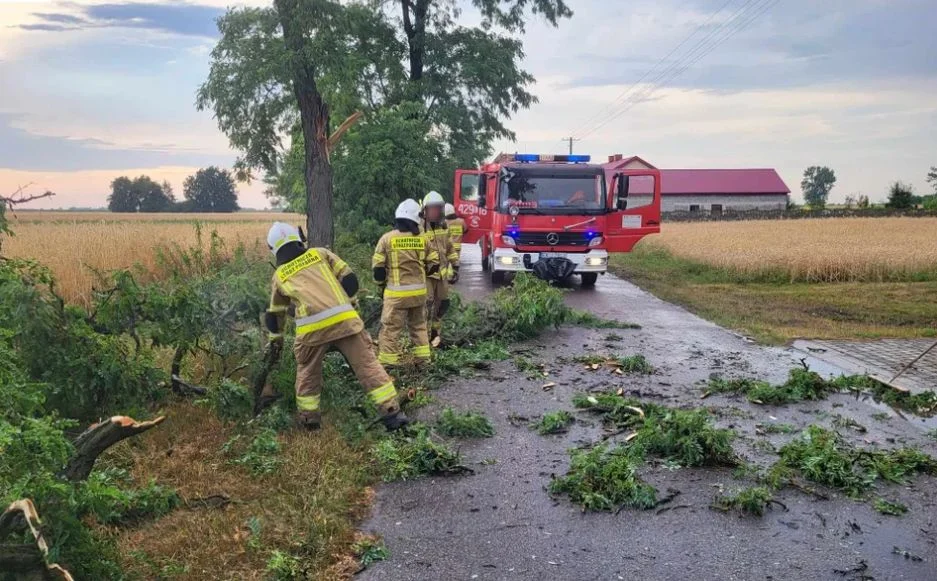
[610,246,937,344]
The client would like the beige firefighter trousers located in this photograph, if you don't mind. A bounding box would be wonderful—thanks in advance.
[378,303,430,365]
[426,277,449,336]
[293,330,400,416]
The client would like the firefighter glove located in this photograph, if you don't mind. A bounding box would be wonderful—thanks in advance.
[449,266,460,283]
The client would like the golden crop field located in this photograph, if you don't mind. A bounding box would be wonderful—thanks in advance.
[3,212,304,305]
[642,217,937,283]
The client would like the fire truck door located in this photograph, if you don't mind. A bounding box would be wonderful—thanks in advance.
[605,170,661,253]
[453,169,490,244]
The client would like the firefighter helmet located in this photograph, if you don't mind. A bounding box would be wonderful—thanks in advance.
[445,203,456,217]
[422,191,445,208]
[266,222,301,255]
[395,199,422,223]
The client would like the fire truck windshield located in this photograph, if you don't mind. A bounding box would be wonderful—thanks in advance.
[498,169,607,215]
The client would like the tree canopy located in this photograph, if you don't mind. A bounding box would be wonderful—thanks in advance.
[108,176,173,213]
[800,166,836,209]
[183,167,240,213]
[886,181,914,209]
[199,0,570,238]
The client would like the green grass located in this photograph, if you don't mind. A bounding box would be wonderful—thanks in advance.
[712,486,775,517]
[610,247,937,345]
[534,411,575,435]
[549,444,657,512]
[435,408,495,438]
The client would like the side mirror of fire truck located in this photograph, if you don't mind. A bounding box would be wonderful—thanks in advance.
[477,174,488,208]
[615,174,630,210]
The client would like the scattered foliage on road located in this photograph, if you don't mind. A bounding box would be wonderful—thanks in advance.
[712,486,776,517]
[372,425,466,482]
[550,444,657,512]
[873,497,909,516]
[576,353,654,374]
[436,408,495,438]
[534,411,575,435]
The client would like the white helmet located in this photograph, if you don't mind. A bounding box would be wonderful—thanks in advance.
[267,222,301,255]
[422,191,445,208]
[445,203,456,217]
[395,199,422,223]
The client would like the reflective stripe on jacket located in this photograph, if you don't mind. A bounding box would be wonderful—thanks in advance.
[423,222,459,280]
[268,248,363,346]
[373,230,439,306]
[446,217,466,252]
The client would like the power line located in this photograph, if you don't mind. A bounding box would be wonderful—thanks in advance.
[574,0,765,140]
[566,0,739,139]
[575,0,780,141]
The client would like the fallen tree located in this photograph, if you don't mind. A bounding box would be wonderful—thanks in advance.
[0,416,165,578]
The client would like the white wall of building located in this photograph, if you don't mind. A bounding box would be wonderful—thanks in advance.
[663,194,788,212]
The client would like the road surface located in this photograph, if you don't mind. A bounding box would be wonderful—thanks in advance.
[360,244,937,581]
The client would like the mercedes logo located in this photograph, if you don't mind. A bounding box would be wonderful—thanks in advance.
[546,232,560,245]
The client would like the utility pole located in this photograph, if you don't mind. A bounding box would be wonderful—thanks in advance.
[561,136,580,155]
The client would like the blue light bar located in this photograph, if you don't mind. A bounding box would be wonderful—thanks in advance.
[512,154,591,163]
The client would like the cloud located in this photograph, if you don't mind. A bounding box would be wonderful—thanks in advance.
[0,113,234,172]
[16,2,224,38]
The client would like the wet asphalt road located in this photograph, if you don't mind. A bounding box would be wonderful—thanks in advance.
[360,244,937,581]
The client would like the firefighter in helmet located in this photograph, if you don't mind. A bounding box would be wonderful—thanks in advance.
[372,199,439,365]
[421,191,459,344]
[444,203,467,262]
[264,222,409,431]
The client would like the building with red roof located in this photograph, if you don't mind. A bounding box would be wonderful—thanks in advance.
[604,154,790,214]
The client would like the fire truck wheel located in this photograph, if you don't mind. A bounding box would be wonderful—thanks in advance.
[491,270,506,284]
[580,272,598,287]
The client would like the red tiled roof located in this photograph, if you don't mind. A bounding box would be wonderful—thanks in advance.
[658,169,790,196]
[603,156,790,196]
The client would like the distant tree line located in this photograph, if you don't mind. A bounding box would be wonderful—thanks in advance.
[107,167,239,213]
[800,165,937,210]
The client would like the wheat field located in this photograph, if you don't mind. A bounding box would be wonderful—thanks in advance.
[643,217,937,283]
[2,212,304,305]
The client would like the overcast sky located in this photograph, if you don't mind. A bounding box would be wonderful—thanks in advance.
[1,0,935,208]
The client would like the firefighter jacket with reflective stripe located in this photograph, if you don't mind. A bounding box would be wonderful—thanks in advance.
[446,217,466,252]
[373,230,439,308]
[268,248,363,346]
[422,222,459,280]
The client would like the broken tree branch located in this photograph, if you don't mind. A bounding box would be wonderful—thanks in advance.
[61,415,166,482]
[0,499,75,580]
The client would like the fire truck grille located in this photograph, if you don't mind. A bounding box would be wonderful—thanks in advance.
[513,231,593,247]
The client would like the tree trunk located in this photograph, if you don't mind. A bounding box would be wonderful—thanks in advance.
[0,500,75,580]
[275,0,334,248]
[401,0,429,82]
[61,416,166,482]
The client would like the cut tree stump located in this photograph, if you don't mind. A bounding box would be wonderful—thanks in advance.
[61,415,166,482]
[0,500,75,580]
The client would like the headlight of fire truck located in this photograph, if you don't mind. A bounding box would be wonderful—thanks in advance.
[588,236,604,247]
[585,256,608,266]
[500,235,516,247]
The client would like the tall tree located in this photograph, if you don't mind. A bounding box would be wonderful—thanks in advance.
[136,176,172,212]
[183,167,240,213]
[199,0,569,240]
[108,177,138,212]
[801,166,836,209]
[886,181,914,209]
[927,166,937,195]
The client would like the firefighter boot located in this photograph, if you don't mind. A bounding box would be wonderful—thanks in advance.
[296,410,322,431]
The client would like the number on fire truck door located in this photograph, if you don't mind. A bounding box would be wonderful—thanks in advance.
[621,215,642,229]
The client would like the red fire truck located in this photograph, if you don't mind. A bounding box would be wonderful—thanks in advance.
[453,153,661,285]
